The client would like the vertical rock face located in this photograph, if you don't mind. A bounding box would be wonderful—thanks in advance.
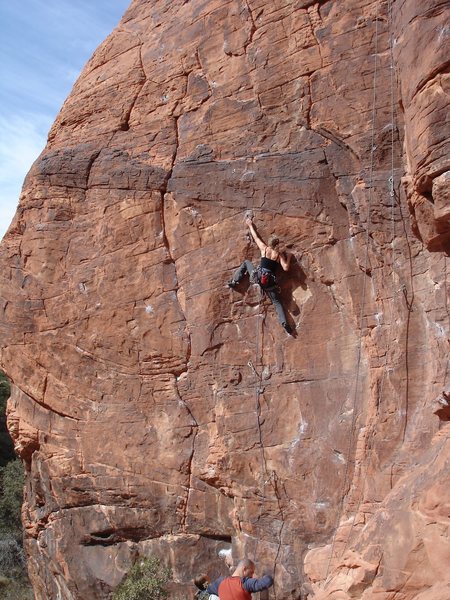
[0,1,449,599]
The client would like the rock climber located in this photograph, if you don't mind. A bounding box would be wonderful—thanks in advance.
[228,215,293,334]
[206,558,274,599]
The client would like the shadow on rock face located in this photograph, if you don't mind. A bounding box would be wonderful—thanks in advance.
[280,253,308,317]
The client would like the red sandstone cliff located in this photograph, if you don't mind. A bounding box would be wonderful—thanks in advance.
[0,1,449,599]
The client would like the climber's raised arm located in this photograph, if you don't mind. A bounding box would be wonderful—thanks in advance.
[245,216,267,255]
[279,251,292,272]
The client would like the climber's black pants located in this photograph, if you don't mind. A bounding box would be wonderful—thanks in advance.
[233,260,287,328]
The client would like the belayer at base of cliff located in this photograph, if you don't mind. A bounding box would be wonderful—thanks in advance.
[207,558,274,599]
[228,215,293,334]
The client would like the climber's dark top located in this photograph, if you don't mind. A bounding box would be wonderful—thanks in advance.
[260,256,278,273]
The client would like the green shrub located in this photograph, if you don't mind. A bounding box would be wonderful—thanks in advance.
[0,372,14,466]
[0,372,10,406]
[0,460,24,537]
[0,535,25,577]
[0,575,34,600]
[113,556,171,600]
[0,371,32,597]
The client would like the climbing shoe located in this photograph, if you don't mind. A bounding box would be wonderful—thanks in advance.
[227,280,238,289]
[282,322,292,335]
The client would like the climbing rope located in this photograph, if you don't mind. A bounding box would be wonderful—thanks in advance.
[250,289,269,559]
[324,1,382,582]
[340,0,401,557]
[323,0,422,577]
[442,255,450,402]
[249,303,286,600]
[242,236,287,599]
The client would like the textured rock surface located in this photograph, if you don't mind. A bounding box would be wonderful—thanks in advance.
[0,0,449,599]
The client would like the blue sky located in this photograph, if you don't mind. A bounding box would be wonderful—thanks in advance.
[0,0,131,240]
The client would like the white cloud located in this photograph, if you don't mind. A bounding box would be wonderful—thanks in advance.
[0,113,50,240]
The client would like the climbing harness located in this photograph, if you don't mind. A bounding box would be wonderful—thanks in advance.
[252,266,277,290]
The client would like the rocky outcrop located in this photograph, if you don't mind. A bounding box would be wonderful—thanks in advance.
[0,1,449,599]
[394,0,450,251]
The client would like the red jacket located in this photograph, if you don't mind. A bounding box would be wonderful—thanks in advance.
[218,577,252,600]
[208,573,273,597]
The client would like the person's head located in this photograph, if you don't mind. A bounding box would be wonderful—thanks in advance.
[234,558,255,578]
[268,234,280,249]
[194,574,209,590]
